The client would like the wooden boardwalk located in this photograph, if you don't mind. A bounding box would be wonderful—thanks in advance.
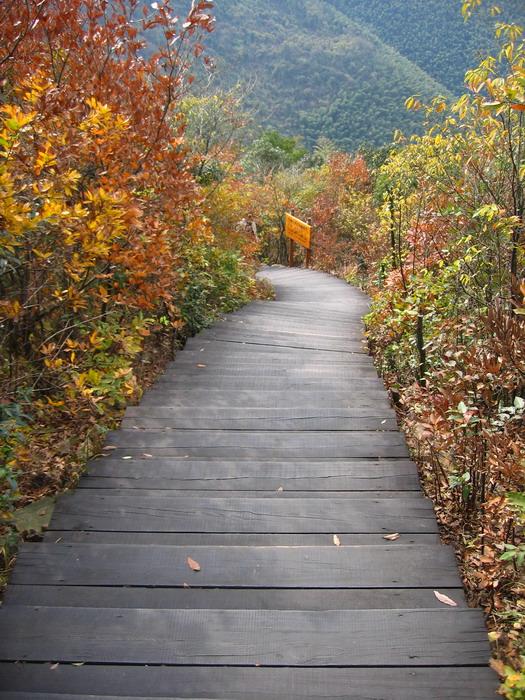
[0,267,497,698]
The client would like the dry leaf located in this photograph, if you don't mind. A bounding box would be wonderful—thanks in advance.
[122,456,133,460]
[183,582,190,588]
[197,363,206,368]
[490,658,506,676]
[383,533,400,541]
[141,453,153,458]
[276,486,284,492]
[333,534,341,546]
[50,663,59,670]
[187,557,201,572]
[433,590,458,606]
[105,446,118,450]
[71,662,85,666]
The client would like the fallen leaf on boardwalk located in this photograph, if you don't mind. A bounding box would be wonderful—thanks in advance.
[433,590,458,606]
[383,533,400,541]
[197,364,206,368]
[50,663,59,670]
[187,557,201,571]
[141,453,153,458]
[105,446,118,450]
[183,582,190,588]
[122,456,133,460]
[333,535,341,546]
[71,662,85,666]
[276,486,284,492]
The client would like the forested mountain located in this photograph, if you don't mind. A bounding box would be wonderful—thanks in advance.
[324,0,525,93]
[202,0,451,151]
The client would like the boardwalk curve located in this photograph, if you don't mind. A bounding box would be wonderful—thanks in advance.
[0,267,497,698]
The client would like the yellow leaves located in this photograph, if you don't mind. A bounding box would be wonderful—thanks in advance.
[405,96,421,112]
[80,97,130,139]
[89,329,104,347]
[0,299,21,319]
[1,104,37,133]
[45,396,65,408]
[34,142,57,175]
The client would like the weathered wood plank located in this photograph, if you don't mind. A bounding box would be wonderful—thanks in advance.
[152,376,386,391]
[104,429,407,449]
[139,388,392,409]
[82,458,420,491]
[196,330,367,353]
[120,408,398,431]
[181,344,368,360]
[42,531,442,546]
[0,607,492,666]
[10,543,461,588]
[0,662,498,699]
[78,486,420,498]
[50,494,438,533]
[4,585,469,610]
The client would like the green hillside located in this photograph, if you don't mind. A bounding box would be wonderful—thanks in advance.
[324,0,525,93]
[203,0,451,151]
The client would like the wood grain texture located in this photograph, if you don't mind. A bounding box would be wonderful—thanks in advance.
[0,607,491,666]
[50,494,438,533]
[80,458,420,491]
[11,543,461,588]
[4,585,469,610]
[0,663,499,699]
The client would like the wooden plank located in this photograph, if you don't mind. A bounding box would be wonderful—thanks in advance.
[43,531,442,546]
[82,458,420,491]
[0,607,492,666]
[178,344,370,361]
[4,585,469,610]
[120,409,399,431]
[10,543,461,588]
[103,429,407,449]
[0,662,499,699]
[163,364,379,375]
[183,337,366,356]
[49,494,438,533]
[139,388,392,409]
[78,486,421,499]
[152,376,386,391]
[96,430,410,459]
[195,330,367,353]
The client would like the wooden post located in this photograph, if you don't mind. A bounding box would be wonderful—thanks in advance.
[289,237,294,267]
[305,218,312,268]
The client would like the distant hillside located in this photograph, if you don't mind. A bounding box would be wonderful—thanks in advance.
[324,0,525,93]
[202,0,451,151]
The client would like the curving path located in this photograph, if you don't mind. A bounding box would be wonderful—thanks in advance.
[0,267,497,698]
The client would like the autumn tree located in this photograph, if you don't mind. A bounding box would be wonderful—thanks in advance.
[0,1,256,529]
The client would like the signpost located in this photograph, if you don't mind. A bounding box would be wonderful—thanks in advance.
[285,213,312,268]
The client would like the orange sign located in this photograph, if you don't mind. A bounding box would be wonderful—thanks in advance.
[285,213,311,249]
